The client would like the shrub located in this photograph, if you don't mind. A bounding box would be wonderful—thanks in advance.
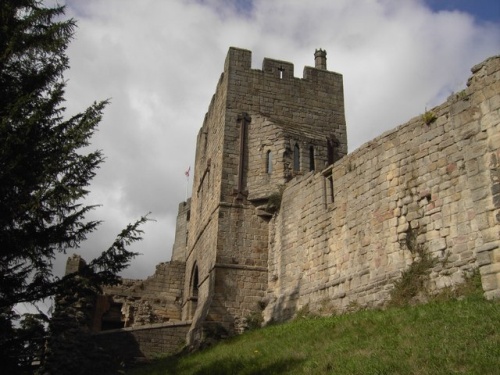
[391,227,436,306]
[422,110,437,125]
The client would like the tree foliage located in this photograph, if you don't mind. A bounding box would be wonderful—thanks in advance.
[0,1,147,372]
[0,0,102,309]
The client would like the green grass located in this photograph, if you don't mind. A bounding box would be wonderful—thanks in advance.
[127,295,499,375]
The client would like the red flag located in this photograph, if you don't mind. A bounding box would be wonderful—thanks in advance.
[185,166,190,177]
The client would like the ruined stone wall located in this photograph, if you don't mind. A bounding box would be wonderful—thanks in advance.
[101,260,185,328]
[265,56,500,322]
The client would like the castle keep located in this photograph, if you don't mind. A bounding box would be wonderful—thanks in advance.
[70,48,500,359]
[178,47,347,341]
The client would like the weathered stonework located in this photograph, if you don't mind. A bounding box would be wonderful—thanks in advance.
[264,54,500,320]
[181,47,347,342]
[171,199,191,262]
[73,48,499,358]
[97,261,185,329]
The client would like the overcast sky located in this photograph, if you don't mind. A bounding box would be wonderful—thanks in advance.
[51,0,499,280]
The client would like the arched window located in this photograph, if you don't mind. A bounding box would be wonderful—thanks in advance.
[266,150,272,174]
[309,145,315,171]
[293,143,300,172]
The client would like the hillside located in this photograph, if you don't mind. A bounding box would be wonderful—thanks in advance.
[127,293,499,374]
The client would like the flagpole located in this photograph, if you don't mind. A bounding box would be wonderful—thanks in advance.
[185,166,190,201]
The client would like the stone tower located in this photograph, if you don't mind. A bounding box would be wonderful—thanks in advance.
[176,47,347,343]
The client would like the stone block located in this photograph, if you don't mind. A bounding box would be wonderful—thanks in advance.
[480,273,499,291]
[429,238,447,253]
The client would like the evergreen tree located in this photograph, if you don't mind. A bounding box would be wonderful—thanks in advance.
[0,1,147,371]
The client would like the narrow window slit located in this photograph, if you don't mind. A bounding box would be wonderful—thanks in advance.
[278,65,284,79]
[293,143,300,171]
[309,145,315,171]
[266,150,272,174]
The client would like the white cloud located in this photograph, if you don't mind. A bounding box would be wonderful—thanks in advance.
[53,0,499,279]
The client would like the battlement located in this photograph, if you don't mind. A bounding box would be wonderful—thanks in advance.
[224,47,252,71]
[221,47,346,145]
[224,47,342,84]
[262,58,294,79]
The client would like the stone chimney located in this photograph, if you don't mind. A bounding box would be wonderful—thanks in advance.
[314,49,327,70]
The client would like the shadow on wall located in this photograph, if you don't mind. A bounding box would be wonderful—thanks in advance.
[187,271,216,347]
[264,282,302,324]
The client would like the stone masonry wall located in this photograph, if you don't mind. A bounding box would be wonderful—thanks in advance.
[212,203,269,332]
[211,266,268,333]
[264,56,500,322]
[182,58,228,323]
[182,218,218,321]
[222,47,347,203]
[93,322,190,363]
[171,199,190,262]
[101,260,185,328]
[246,114,337,202]
[183,47,348,340]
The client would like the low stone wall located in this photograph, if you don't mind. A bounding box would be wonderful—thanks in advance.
[264,56,500,322]
[93,321,191,363]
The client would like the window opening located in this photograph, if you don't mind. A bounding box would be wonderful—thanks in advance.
[236,113,250,200]
[278,65,284,79]
[293,143,300,171]
[309,146,315,171]
[266,150,272,174]
[191,266,199,298]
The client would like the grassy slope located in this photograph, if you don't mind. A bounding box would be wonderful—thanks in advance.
[127,295,499,375]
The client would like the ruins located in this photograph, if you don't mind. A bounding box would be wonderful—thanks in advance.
[67,47,500,359]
